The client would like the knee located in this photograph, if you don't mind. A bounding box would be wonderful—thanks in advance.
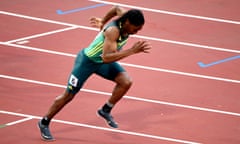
[56,91,75,103]
[64,92,75,102]
[115,72,133,89]
[120,77,133,89]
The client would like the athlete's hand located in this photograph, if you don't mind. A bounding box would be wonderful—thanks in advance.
[89,17,104,30]
[131,41,151,54]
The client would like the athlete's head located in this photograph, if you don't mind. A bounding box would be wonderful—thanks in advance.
[117,9,145,35]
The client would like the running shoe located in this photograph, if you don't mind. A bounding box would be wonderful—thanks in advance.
[38,120,55,141]
[97,109,118,128]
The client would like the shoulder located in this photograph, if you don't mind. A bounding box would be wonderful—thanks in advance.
[103,25,120,41]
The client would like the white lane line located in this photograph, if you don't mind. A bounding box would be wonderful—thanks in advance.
[1,42,240,84]
[1,42,76,57]
[122,62,240,83]
[0,11,98,31]
[89,0,240,25]
[5,26,79,44]
[0,74,239,117]
[53,119,201,144]
[0,11,77,27]
[0,110,200,144]
[133,35,240,54]
[16,40,29,44]
[1,10,240,54]
[5,117,33,126]
[0,110,41,119]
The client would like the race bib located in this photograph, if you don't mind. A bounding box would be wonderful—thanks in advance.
[69,74,78,87]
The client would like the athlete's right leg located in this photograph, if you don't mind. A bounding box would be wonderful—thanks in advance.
[38,90,75,141]
[38,50,99,140]
[45,90,75,121]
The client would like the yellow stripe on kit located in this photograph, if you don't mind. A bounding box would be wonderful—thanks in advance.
[118,39,127,47]
[88,42,104,57]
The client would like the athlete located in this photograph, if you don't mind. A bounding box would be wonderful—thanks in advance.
[38,5,151,141]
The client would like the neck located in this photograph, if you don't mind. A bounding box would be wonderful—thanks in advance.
[119,22,129,37]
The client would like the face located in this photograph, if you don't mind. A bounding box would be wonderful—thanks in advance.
[123,20,143,35]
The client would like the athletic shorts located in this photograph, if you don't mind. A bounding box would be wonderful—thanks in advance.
[66,50,125,94]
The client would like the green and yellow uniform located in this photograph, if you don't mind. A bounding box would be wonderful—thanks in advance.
[84,21,128,63]
[66,21,128,94]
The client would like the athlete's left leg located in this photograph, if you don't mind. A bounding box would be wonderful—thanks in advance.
[108,72,132,105]
[96,62,132,128]
[97,72,132,128]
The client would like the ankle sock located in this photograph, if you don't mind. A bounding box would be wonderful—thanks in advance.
[41,117,50,126]
[102,102,114,113]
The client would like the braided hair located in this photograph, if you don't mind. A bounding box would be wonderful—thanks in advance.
[116,9,145,26]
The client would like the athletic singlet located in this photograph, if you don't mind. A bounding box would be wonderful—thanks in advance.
[84,21,128,63]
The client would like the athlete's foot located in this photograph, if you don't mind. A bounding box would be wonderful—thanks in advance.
[97,109,118,128]
[38,120,55,141]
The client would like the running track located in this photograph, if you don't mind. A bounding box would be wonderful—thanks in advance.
[0,0,240,144]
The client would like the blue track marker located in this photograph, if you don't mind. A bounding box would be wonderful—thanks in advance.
[198,55,240,68]
[57,3,106,15]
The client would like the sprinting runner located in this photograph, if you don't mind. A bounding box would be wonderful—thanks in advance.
[38,5,151,141]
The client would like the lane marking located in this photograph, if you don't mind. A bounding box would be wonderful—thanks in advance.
[0,74,239,117]
[0,117,33,128]
[57,3,106,15]
[121,62,240,84]
[16,40,29,44]
[5,26,79,44]
[0,11,78,27]
[1,42,240,84]
[53,119,201,144]
[5,117,33,126]
[1,42,76,57]
[198,55,240,68]
[0,110,201,144]
[89,0,240,25]
[1,11,240,54]
[132,34,240,54]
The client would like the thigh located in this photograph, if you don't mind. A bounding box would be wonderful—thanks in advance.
[95,62,126,81]
[66,51,98,94]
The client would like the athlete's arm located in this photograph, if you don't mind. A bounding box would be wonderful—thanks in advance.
[90,6,126,29]
[101,27,151,63]
[101,5,126,25]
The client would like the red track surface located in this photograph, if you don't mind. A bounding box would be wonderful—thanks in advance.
[0,0,240,144]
